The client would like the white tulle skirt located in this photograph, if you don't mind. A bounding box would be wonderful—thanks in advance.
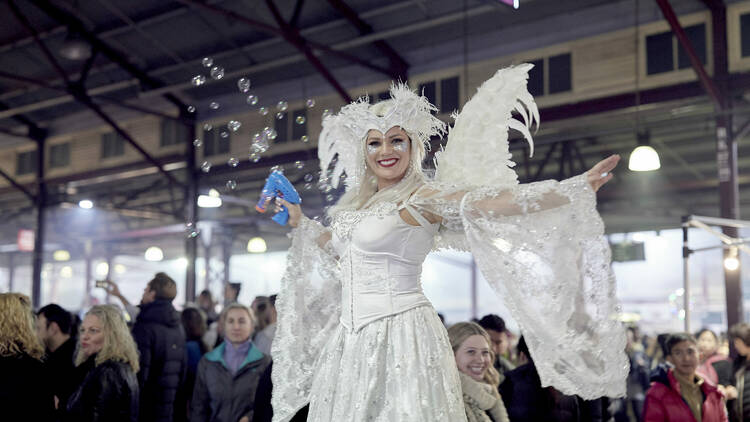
[307,305,467,422]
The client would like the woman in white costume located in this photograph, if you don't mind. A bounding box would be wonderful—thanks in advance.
[267,64,628,422]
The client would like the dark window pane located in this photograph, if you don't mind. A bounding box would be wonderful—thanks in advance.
[49,143,70,168]
[677,24,707,69]
[292,109,307,140]
[203,126,229,156]
[274,112,288,143]
[160,120,187,146]
[528,59,544,97]
[646,31,673,75]
[418,81,436,110]
[16,151,37,175]
[378,91,390,102]
[548,53,572,94]
[742,13,750,57]
[101,132,125,158]
[440,77,459,114]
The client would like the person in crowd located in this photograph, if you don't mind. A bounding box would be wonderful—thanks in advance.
[0,293,55,421]
[225,282,241,305]
[500,336,582,421]
[728,322,750,422]
[642,333,727,422]
[253,361,310,422]
[695,328,732,389]
[252,294,277,356]
[131,272,186,422]
[477,314,516,382]
[190,303,271,422]
[101,279,140,320]
[36,303,78,409]
[646,334,671,371]
[198,289,219,325]
[180,306,209,418]
[448,322,510,422]
[64,304,139,422]
[615,326,651,422]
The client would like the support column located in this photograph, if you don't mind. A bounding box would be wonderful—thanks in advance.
[31,132,46,308]
[184,112,198,303]
[8,253,15,292]
[470,257,477,320]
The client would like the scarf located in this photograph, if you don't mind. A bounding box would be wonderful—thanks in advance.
[459,372,510,422]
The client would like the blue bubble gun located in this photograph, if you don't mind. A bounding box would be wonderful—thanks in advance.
[255,170,301,225]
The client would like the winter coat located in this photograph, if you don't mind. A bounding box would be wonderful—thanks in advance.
[46,336,78,407]
[459,371,510,422]
[643,365,727,422]
[499,361,582,422]
[253,361,310,422]
[697,353,731,387]
[132,299,186,422]
[64,355,139,422]
[190,341,271,422]
[0,353,56,422]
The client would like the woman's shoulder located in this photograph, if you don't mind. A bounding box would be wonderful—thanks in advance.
[0,352,44,369]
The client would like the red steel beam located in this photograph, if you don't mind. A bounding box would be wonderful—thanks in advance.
[655,0,723,108]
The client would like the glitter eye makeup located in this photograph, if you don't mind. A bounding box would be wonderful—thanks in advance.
[392,139,409,153]
[367,141,381,155]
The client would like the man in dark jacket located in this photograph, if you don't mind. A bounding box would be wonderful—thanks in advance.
[36,303,78,408]
[132,272,186,422]
[642,333,727,422]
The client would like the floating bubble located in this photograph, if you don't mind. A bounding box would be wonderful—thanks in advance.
[294,161,304,169]
[185,222,200,238]
[237,78,251,93]
[300,135,309,143]
[246,94,258,105]
[228,157,239,167]
[220,130,229,138]
[306,98,315,108]
[249,153,261,163]
[277,101,288,111]
[200,161,212,173]
[322,109,332,118]
[304,183,313,190]
[228,120,241,132]
[304,173,314,182]
[251,134,269,154]
[326,194,335,202]
[210,66,224,80]
[203,123,213,131]
[209,102,220,110]
[271,165,282,173]
[276,112,285,120]
[267,128,278,140]
[259,106,269,116]
[187,105,196,113]
[191,75,206,86]
[193,139,202,147]
[226,180,237,190]
[202,57,213,67]
[295,116,306,125]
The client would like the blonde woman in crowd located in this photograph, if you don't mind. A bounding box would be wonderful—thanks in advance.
[448,322,510,422]
[0,293,55,421]
[64,304,140,422]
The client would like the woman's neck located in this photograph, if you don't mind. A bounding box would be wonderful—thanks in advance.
[377,176,400,191]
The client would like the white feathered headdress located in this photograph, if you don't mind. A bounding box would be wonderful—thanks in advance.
[317,83,446,191]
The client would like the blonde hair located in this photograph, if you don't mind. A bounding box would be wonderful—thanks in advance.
[448,322,501,392]
[221,303,256,336]
[328,100,429,216]
[0,293,44,360]
[75,305,139,373]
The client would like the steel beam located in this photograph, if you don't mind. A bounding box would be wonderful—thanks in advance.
[31,134,46,308]
[184,109,198,303]
[0,166,36,202]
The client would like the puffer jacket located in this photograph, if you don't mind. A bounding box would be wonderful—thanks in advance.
[132,299,186,422]
[64,355,139,422]
[190,342,271,422]
[643,365,727,422]
[0,353,55,422]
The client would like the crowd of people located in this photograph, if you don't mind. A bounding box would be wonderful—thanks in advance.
[3,273,750,422]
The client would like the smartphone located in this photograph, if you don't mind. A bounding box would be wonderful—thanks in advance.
[95,280,108,289]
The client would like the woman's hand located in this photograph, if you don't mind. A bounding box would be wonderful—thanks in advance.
[269,197,303,228]
[586,154,620,192]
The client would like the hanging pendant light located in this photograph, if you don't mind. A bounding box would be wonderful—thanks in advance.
[628,131,660,172]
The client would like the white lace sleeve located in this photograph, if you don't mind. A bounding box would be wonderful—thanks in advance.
[271,216,341,422]
[409,175,628,399]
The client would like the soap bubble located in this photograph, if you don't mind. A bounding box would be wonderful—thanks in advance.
[227,120,241,132]
[203,123,213,131]
[276,112,285,120]
[266,128,278,140]
[187,105,196,113]
[277,101,288,111]
[191,75,206,86]
[306,98,315,108]
[304,173,314,182]
[326,194,335,202]
[237,78,251,93]
[193,139,202,147]
[259,106,269,116]
[185,222,200,238]
[294,161,304,169]
[300,135,309,143]
[209,102,220,110]
[295,116,306,125]
[270,165,282,173]
[226,180,237,190]
[249,153,261,163]
[210,66,224,80]
[202,57,213,67]
[322,109,332,118]
[246,94,258,105]
[228,157,239,167]
[200,161,211,173]
[220,130,229,139]
[304,183,313,190]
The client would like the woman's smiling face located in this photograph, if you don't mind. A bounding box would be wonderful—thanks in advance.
[364,126,411,188]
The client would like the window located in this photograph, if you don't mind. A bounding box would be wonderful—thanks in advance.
[548,53,572,94]
[291,109,307,140]
[741,13,750,57]
[528,59,544,97]
[49,143,70,168]
[418,81,436,109]
[101,132,125,158]
[160,119,189,147]
[203,126,230,156]
[440,77,459,114]
[274,112,288,143]
[646,23,706,75]
[16,150,37,175]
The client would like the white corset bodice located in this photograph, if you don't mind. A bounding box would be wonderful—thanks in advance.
[331,206,439,331]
